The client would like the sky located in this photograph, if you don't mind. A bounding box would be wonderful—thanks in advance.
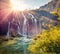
[0,0,51,9]
[23,0,51,9]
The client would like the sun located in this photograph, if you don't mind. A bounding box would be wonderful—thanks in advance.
[10,0,28,11]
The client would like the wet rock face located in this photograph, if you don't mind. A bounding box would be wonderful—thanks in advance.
[6,12,41,37]
[0,10,58,36]
[0,22,8,35]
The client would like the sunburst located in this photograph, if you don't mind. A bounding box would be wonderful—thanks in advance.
[0,1,13,23]
[10,0,28,11]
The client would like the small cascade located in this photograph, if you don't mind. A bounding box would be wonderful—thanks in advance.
[7,22,10,36]
[28,13,34,19]
[17,17,21,35]
[22,12,28,37]
[28,13,38,35]
[34,19,38,34]
[17,25,21,35]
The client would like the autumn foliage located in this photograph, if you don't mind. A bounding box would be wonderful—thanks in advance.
[28,26,60,54]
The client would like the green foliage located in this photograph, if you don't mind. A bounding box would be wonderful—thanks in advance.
[28,26,60,54]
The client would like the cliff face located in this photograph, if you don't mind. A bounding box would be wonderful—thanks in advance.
[39,0,60,12]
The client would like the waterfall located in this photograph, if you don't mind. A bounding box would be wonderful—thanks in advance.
[28,13,38,35]
[22,12,28,37]
[7,22,10,36]
[17,16,21,35]
[7,12,41,37]
[34,19,38,34]
[17,25,21,35]
[28,13,34,18]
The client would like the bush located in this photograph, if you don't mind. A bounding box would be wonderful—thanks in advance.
[51,8,60,21]
[28,26,60,54]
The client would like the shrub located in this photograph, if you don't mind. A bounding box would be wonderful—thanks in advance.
[28,26,60,54]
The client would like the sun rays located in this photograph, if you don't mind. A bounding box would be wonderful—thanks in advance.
[10,0,28,11]
[0,1,13,23]
[0,0,29,23]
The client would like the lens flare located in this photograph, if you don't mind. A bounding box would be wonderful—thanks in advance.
[0,1,13,23]
[10,0,28,11]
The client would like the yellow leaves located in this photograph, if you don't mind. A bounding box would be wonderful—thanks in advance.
[28,26,60,54]
[51,12,58,16]
[42,30,48,37]
[57,2,60,4]
[57,17,60,20]
[51,7,60,21]
[28,44,38,53]
[48,26,60,42]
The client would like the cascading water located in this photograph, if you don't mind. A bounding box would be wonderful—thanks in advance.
[17,16,21,35]
[22,12,28,37]
[17,25,21,35]
[28,13,38,35]
[7,12,42,37]
[34,18,38,34]
[7,22,10,36]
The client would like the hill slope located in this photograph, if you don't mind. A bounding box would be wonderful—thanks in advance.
[39,0,60,12]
